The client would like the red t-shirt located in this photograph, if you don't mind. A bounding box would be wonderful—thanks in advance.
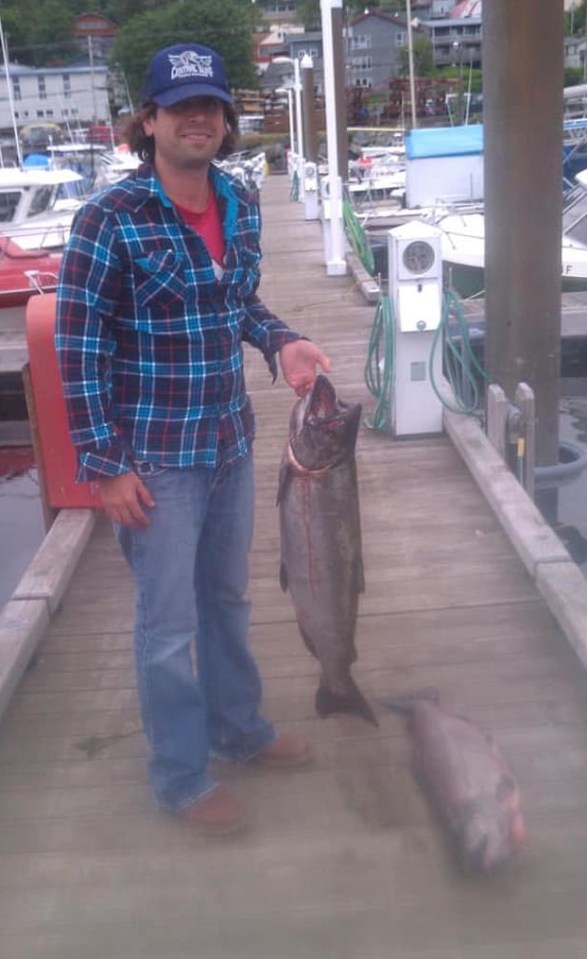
[176,188,225,267]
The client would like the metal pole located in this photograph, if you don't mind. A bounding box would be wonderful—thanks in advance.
[320,0,346,275]
[301,54,318,163]
[406,0,418,129]
[294,57,304,161]
[88,35,98,124]
[0,18,22,166]
[287,88,296,155]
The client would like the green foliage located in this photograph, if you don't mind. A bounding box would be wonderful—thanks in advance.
[1,0,77,66]
[297,0,321,30]
[436,65,483,95]
[111,0,259,102]
[566,1,586,35]
[397,38,435,78]
[1,0,257,78]
[565,67,584,88]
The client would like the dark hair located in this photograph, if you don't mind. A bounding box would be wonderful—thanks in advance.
[121,102,239,162]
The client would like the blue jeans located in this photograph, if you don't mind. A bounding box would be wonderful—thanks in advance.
[115,452,275,811]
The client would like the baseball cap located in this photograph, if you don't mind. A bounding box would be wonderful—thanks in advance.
[140,43,233,107]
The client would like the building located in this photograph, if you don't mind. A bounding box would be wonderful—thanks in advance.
[424,8,483,69]
[73,13,117,63]
[0,63,111,135]
[255,0,303,23]
[566,33,587,82]
[346,10,428,89]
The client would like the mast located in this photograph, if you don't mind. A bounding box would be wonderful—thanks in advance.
[0,17,22,166]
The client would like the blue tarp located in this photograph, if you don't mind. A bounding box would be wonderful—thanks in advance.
[23,153,50,167]
[406,124,484,160]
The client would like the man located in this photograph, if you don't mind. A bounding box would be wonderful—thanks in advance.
[55,42,330,835]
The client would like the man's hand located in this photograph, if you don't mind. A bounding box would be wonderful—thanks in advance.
[279,340,331,397]
[98,471,155,528]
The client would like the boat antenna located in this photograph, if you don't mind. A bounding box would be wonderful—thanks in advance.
[0,17,22,166]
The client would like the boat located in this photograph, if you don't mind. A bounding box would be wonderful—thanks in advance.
[354,126,587,297]
[91,144,142,190]
[0,166,84,251]
[0,234,62,423]
[0,234,61,333]
[434,171,587,297]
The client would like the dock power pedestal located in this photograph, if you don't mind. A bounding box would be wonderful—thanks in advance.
[388,221,445,437]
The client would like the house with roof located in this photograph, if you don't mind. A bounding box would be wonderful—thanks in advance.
[346,9,428,89]
[423,0,483,69]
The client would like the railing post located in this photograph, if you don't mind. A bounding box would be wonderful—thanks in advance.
[486,383,509,460]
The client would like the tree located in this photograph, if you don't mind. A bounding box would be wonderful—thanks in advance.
[398,38,435,78]
[112,0,259,104]
[567,1,587,36]
[1,0,77,66]
[297,0,321,30]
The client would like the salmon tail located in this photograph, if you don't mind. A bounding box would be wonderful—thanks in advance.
[316,677,379,727]
[379,687,439,714]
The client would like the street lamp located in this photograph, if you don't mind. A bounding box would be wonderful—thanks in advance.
[406,0,417,128]
[452,40,465,126]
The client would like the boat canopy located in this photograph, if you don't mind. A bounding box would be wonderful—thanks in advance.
[0,168,83,187]
[406,124,484,160]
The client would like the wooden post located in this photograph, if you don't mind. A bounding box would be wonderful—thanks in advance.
[486,383,508,460]
[483,1,562,471]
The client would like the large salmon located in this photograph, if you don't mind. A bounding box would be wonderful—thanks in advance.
[383,691,526,872]
[277,375,377,726]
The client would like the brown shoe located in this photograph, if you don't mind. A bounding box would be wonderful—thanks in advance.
[176,785,247,836]
[255,732,313,768]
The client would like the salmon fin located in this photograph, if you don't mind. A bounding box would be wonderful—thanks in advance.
[380,687,440,714]
[276,458,292,506]
[316,677,379,727]
[279,561,288,593]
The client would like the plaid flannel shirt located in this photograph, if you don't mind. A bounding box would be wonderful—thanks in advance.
[55,162,301,481]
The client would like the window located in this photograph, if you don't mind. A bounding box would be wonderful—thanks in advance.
[395,31,406,46]
[29,186,55,217]
[0,191,22,222]
[297,47,319,59]
[350,34,371,50]
[38,75,47,100]
[350,55,372,85]
[12,78,21,101]
[63,74,71,100]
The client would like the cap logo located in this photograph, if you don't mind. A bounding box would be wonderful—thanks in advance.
[168,51,214,82]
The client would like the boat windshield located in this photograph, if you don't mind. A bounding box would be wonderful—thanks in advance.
[0,191,22,223]
[29,186,57,217]
[563,185,587,245]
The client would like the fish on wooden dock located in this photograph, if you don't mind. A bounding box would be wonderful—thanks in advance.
[382,690,526,872]
[277,374,377,726]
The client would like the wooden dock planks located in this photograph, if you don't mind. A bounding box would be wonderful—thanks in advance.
[0,176,586,959]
